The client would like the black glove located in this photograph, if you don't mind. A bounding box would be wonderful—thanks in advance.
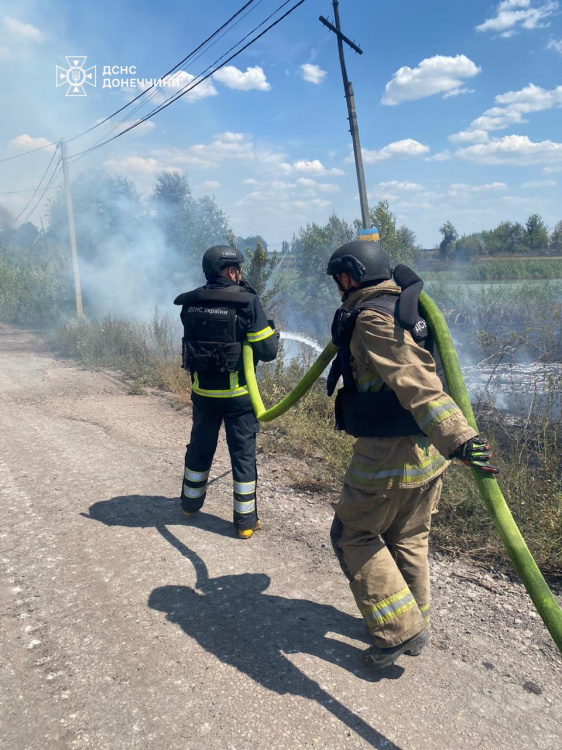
[449,435,500,474]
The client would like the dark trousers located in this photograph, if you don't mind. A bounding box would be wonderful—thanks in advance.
[181,399,260,531]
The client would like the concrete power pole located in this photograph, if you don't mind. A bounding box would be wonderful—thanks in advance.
[60,139,84,316]
[320,1,370,231]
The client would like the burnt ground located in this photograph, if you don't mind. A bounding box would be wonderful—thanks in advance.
[0,323,560,750]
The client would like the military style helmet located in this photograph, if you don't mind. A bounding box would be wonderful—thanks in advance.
[202,245,244,276]
[326,240,392,284]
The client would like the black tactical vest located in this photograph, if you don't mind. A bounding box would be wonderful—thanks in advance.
[327,289,447,439]
[176,285,247,375]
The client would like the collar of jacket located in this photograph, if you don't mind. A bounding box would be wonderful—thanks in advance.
[204,276,238,290]
[342,279,401,312]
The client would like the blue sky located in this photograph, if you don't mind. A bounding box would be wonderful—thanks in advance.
[1,0,562,247]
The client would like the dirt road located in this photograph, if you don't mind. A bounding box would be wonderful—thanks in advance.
[1,324,560,750]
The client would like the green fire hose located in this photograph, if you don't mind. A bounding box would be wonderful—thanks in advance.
[242,293,562,654]
[242,339,338,421]
[419,291,562,654]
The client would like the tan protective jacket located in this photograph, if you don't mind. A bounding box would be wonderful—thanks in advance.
[341,281,477,491]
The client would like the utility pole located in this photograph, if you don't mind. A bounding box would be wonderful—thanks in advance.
[40,218,49,254]
[320,1,370,230]
[60,139,84,316]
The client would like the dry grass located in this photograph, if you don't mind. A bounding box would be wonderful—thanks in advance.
[50,311,191,398]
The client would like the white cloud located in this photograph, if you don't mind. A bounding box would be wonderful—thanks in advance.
[547,37,562,52]
[236,178,334,214]
[198,180,220,190]
[476,1,558,36]
[456,134,562,164]
[449,83,562,142]
[449,182,507,194]
[543,165,562,173]
[104,156,163,174]
[425,149,453,161]
[3,16,43,42]
[500,194,545,204]
[520,179,557,187]
[443,87,474,99]
[381,55,481,105]
[243,178,259,185]
[164,71,218,102]
[299,198,331,208]
[300,63,327,84]
[495,82,562,111]
[376,180,424,191]
[9,134,55,151]
[449,129,490,143]
[213,65,270,91]
[295,177,339,192]
[279,159,344,175]
[152,132,256,169]
[362,139,430,162]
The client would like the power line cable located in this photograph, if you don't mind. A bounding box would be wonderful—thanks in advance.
[71,0,291,163]
[7,160,63,232]
[0,186,59,195]
[92,0,266,150]
[1,145,60,230]
[68,0,306,164]
[65,0,260,147]
[0,141,57,165]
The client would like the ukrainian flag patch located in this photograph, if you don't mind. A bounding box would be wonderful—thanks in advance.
[359,227,380,242]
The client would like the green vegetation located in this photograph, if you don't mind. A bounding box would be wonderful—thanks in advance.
[435,215,562,263]
[424,258,562,281]
[0,245,73,325]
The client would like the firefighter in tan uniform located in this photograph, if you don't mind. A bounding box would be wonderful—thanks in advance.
[326,240,499,669]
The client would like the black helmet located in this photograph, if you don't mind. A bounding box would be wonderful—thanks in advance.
[202,245,244,276]
[326,240,392,283]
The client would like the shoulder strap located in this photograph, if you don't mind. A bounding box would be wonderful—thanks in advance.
[355,293,399,320]
[174,285,248,307]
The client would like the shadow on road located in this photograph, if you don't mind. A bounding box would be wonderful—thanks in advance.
[83,493,234,537]
[87,494,404,749]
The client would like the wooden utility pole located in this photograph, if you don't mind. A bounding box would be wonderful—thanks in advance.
[40,218,49,254]
[320,1,370,230]
[60,139,84,316]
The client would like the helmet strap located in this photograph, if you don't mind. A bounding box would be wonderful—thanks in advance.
[333,275,347,294]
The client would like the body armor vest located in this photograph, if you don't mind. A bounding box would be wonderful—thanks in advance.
[178,285,247,374]
[328,291,447,439]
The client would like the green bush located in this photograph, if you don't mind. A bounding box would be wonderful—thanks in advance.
[0,253,73,325]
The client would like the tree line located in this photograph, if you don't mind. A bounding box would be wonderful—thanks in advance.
[438,215,562,262]
[1,167,561,324]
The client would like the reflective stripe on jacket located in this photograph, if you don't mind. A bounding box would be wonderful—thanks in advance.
[176,277,278,399]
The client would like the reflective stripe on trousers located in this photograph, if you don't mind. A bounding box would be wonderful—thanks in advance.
[331,476,442,648]
[181,401,260,531]
[361,587,417,627]
[233,480,257,515]
[182,465,209,507]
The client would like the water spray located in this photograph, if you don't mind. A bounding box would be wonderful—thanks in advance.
[279,331,324,354]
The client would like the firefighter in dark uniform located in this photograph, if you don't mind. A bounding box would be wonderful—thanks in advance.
[174,245,279,538]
